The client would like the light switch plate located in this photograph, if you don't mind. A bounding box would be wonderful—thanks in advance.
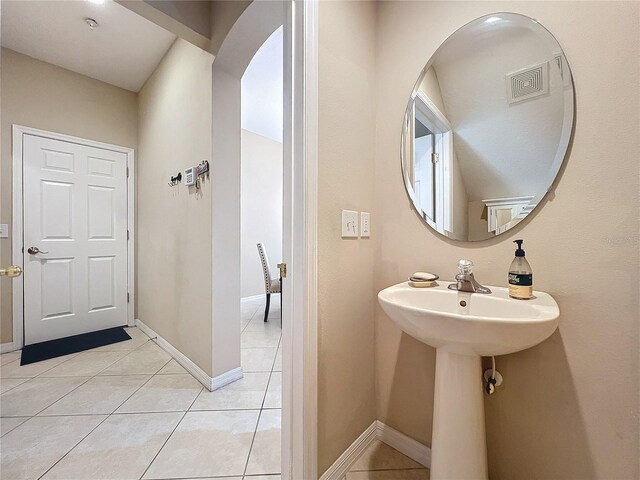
[341,210,359,238]
[0,224,8,238]
[360,212,370,238]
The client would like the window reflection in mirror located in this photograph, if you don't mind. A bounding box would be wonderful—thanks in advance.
[401,13,574,242]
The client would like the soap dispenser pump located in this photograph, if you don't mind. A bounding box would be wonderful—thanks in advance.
[508,240,533,300]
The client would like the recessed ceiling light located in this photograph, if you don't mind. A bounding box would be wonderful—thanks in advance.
[85,17,99,30]
[86,0,106,5]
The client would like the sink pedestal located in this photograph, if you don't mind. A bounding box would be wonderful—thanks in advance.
[431,349,488,480]
[378,281,560,479]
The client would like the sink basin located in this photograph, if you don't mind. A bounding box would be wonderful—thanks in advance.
[378,281,559,356]
[378,281,559,480]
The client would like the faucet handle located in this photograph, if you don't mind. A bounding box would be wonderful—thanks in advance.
[457,259,474,274]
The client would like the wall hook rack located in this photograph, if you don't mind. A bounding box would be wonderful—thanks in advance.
[168,172,182,187]
[196,160,210,177]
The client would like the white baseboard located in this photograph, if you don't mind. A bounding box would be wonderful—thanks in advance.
[241,294,265,303]
[319,421,378,480]
[0,342,18,354]
[319,420,431,480]
[375,420,431,469]
[211,366,244,390]
[134,318,243,392]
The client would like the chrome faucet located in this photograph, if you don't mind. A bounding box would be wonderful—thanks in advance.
[448,259,492,294]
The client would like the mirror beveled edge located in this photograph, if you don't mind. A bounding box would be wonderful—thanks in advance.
[400,12,575,242]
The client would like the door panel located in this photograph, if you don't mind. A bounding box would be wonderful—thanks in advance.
[88,185,116,239]
[41,181,74,239]
[41,258,74,319]
[42,148,75,172]
[23,134,128,344]
[88,256,116,312]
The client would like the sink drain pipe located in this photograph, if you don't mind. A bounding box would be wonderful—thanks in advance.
[484,356,503,395]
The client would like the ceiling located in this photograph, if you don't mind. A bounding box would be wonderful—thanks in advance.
[1,0,177,92]
[241,26,283,143]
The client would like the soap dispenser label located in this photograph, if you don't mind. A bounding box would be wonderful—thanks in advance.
[509,273,533,299]
[509,273,532,286]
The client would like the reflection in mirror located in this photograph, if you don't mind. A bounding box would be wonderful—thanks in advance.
[402,13,574,241]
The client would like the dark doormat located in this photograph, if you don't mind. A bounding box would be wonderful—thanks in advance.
[20,327,131,366]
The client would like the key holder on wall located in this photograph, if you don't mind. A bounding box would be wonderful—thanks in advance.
[168,172,182,187]
[189,160,210,191]
[196,160,209,177]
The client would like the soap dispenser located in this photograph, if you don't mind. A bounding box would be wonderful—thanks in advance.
[508,240,533,300]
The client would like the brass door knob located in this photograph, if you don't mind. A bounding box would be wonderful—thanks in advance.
[0,265,22,277]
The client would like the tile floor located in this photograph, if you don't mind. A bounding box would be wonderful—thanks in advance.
[0,295,282,480]
[343,440,430,479]
[1,296,426,480]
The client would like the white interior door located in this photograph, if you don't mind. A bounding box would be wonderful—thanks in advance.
[23,134,128,344]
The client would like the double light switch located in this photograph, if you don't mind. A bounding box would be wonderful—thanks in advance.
[342,211,370,239]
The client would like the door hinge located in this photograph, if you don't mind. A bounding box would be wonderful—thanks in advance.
[126,166,130,178]
[278,263,287,279]
[127,292,130,303]
[127,229,130,241]
[431,152,439,164]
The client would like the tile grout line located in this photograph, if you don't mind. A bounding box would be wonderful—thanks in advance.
[136,414,188,480]
[95,338,162,376]
[112,342,175,410]
[242,408,264,478]
[6,324,283,479]
[241,307,277,477]
[1,330,158,479]
[273,336,282,371]
[0,417,30,438]
[0,352,80,379]
[242,308,257,332]
[0,377,31,396]
[36,347,142,380]
[18,336,155,419]
[28,376,95,417]
[30,336,151,380]
[241,302,263,333]
[137,353,204,479]
[243,328,281,478]
[137,380,205,480]
[351,467,429,472]
[36,337,172,479]
[30,406,283,417]
[2,331,154,420]
[262,334,282,409]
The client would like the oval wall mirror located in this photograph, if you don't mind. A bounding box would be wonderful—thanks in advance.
[401,12,574,241]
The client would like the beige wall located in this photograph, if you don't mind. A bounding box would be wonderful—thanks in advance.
[241,129,282,298]
[450,150,468,240]
[468,200,488,241]
[418,67,446,114]
[374,2,639,479]
[317,0,378,475]
[137,39,214,375]
[0,47,138,344]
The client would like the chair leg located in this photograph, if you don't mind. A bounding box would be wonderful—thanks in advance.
[264,294,271,322]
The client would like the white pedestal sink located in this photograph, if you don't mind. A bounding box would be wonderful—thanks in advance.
[378,281,559,480]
